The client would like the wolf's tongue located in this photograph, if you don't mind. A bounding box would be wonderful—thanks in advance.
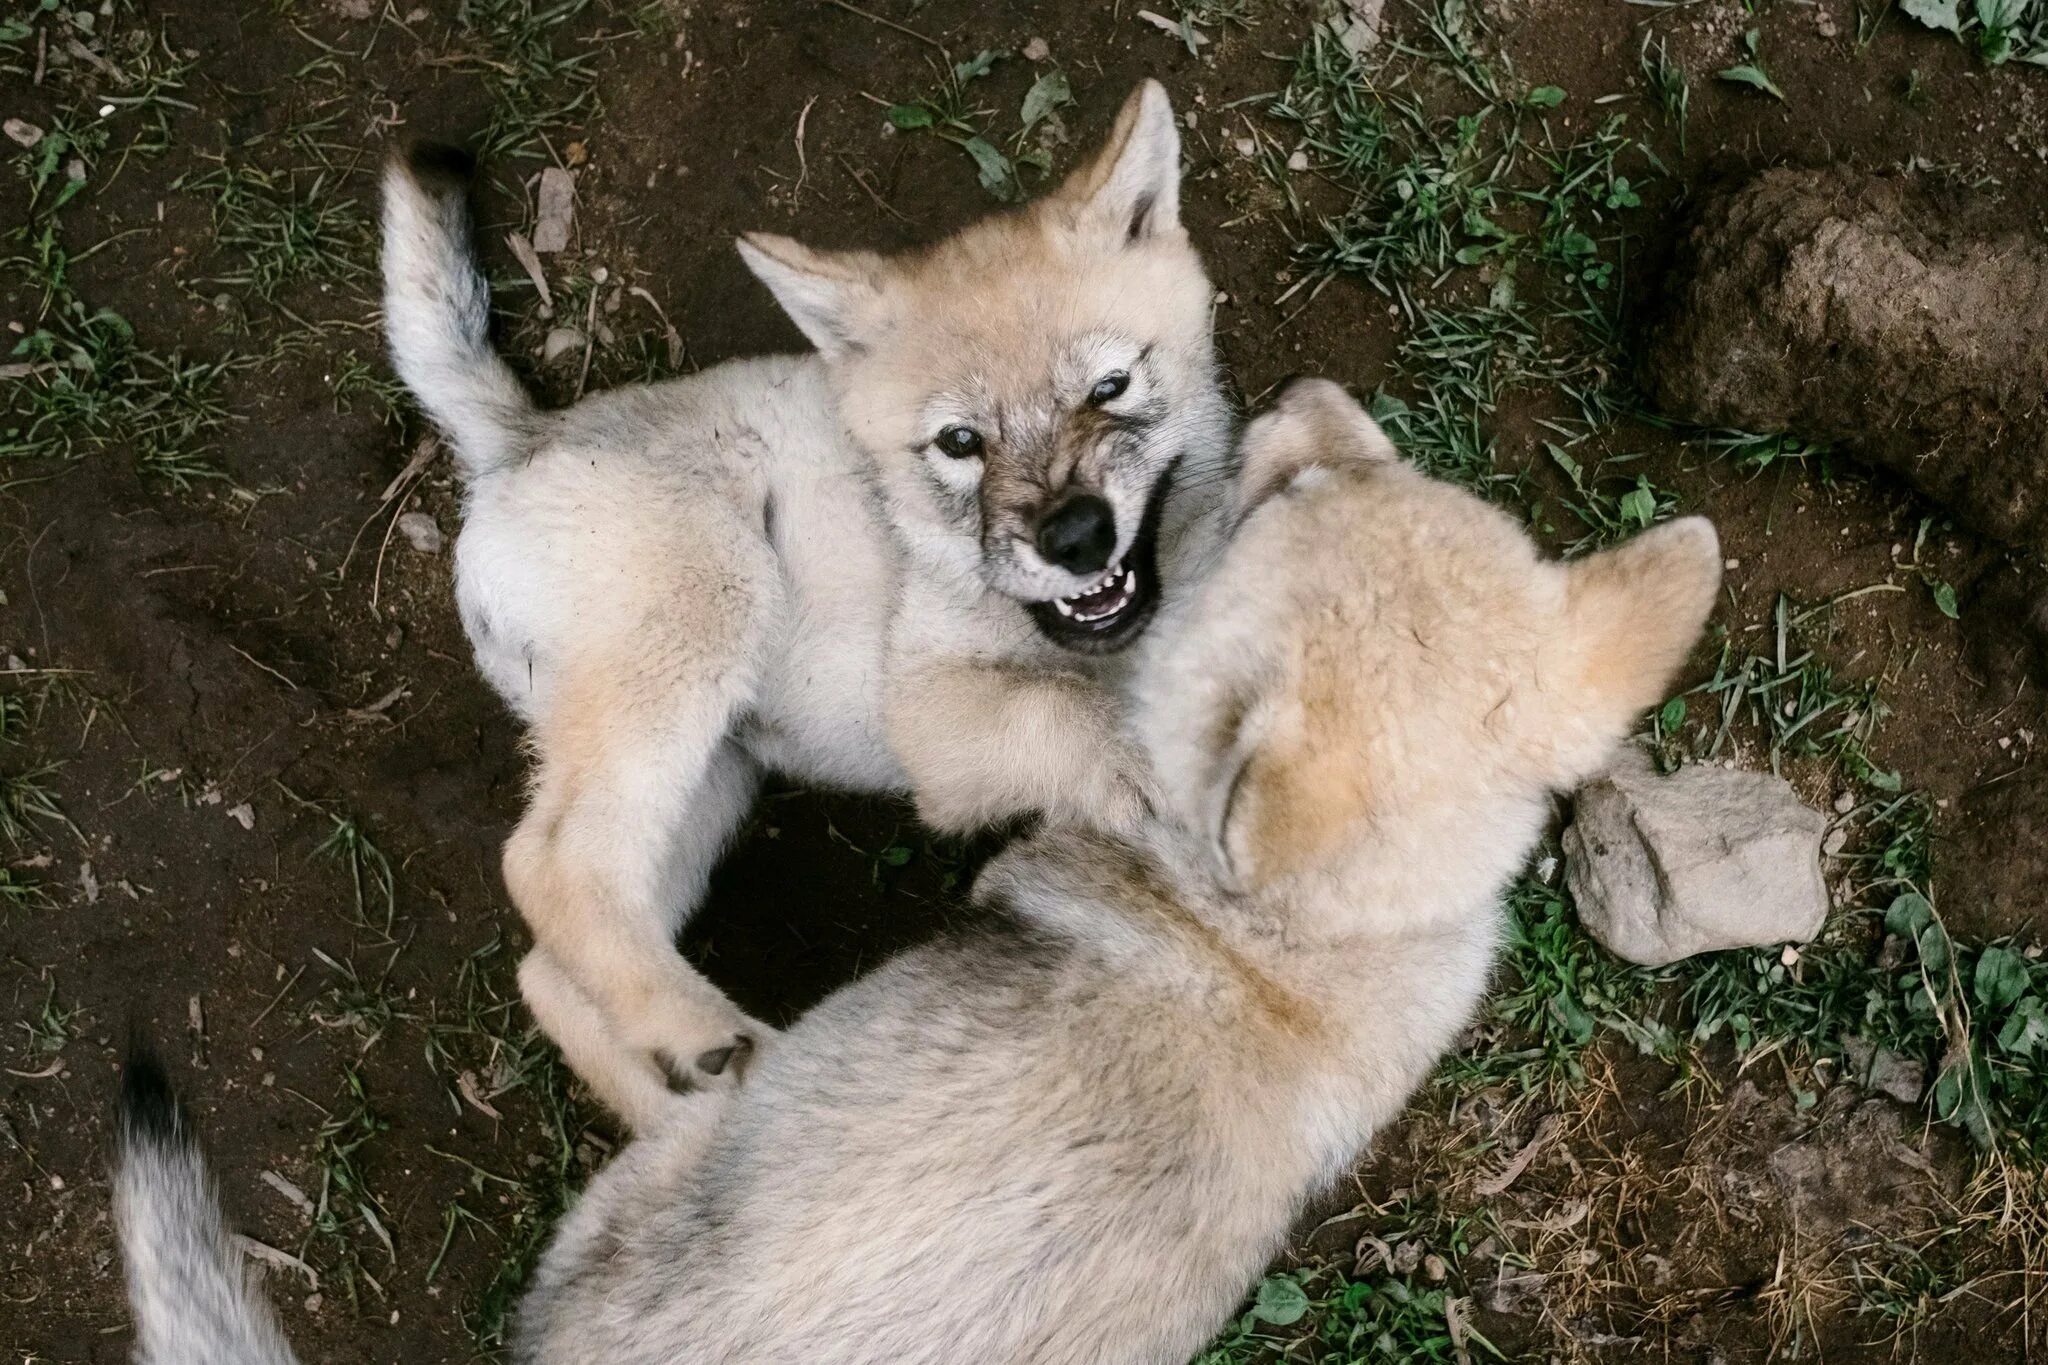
[1067,579,1123,613]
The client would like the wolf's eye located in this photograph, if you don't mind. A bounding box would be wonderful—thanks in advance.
[935,425,984,458]
[1088,372,1131,405]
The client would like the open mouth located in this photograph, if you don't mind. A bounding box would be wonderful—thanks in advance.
[1025,469,1173,655]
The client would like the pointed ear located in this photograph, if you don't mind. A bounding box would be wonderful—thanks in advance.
[1053,79,1182,242]
[1235,378,1395,515]
[735,233,885,357]
[1218,733,1372,892]
[1550,517,1722,779]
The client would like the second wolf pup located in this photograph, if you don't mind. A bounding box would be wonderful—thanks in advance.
[112,381,1718,1363]
[382,82,1234,1127]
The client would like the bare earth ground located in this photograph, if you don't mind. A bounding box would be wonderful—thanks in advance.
[3,1,2047,1362]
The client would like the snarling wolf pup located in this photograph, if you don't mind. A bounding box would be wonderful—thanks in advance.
[382,81,1233,1127]
[114,381,1719,1365]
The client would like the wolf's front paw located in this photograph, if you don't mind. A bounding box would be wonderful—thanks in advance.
[1071,746,1160,833]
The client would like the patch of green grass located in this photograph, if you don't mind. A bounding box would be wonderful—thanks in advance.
[420,933,592,1350]
[885,49,1051,203]
[306,946,403,1050]
[1268,18,1511,312]
[458,0,604,161]
[178,161,373,306]
[1,8,233,484]
[1717,28,1787,102]
[1686,592,1898,787]
[303,1067,396,1309]
[1897,0,2048,66]
[277,785,399,936]
[331,350,410,425]
[1850,1228,1978,1346]
[3,227,235,479]
[1201,1202,1502,1364]
[1544,444,1678,552]
[1447,871,1665,1094]
[315,809,399,938]
[0,759,71,851]
[1685,426,1832,475]
[1640,32,1690,152]
[1367,303,1531,492]
[16,978,82,1058]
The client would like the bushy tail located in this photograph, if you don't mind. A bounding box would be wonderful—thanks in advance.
[381,143,536,479]
[113,1051,304,1365]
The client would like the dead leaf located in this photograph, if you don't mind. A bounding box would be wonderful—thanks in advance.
[234,1235,319,1289]
[1474,1113,1560,1196]
[1136,9,1210,44]
[457,1069,504,1120]
[505,232,553,309]
[260,1170,315,1217]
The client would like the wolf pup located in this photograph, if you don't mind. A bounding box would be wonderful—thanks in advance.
[114,380,1719,1365]
[383,81,1233,1127]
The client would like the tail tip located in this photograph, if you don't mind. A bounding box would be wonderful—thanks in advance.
[401,140,477,194]
[119,1041,184,1149]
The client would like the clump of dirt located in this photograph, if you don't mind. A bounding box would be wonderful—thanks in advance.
[1641,166,2048,560]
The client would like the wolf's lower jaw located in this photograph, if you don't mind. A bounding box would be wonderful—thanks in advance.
[1052,561,1139,623]
[1023,458,1178,654]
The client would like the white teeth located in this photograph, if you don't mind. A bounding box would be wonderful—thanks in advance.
[1049,558,1138,626]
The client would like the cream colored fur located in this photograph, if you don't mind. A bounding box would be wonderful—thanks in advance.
[379,84,1234,1129]
[503,380,1724,1363]
[110,382,1720,1365]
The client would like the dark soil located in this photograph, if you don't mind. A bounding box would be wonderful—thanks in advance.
[1642,164,2048,560]
[3,0,2046,1362]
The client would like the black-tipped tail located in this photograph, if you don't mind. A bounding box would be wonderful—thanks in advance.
[113,1045,303,1365]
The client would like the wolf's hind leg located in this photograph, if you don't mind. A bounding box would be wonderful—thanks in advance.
[506,656,769,1132]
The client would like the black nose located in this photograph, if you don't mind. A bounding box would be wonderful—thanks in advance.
[1034,494,1117,575]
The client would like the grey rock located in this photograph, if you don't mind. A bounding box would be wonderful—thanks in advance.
[1563,751,1829,966]
[1842,1035,1928,1106]
[396,511,443,555]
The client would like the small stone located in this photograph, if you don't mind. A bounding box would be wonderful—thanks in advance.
[1833,791,1856,814]
[1391,1240,1423,1273]
[1423,1253,1447,1282]
[1286,149,1310,172]
[1868,1051,1927,1105]
[1233,136,1257,158]
[1337,0,1386,55]
[1822,826,1847,857]
[397,512,443,555]
[1023,36,1050,61]
[227,802,256,831]
[3,118,45,148]
[78,860,100,905]
[1563,750,1829,966]
[542,326,585,365]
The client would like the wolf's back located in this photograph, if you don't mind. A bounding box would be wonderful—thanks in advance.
[114,1053,303,1365]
